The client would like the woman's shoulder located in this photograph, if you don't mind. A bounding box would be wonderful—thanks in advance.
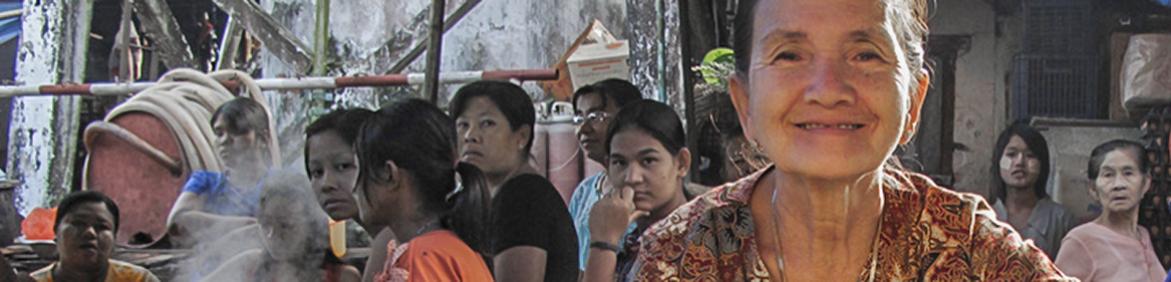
[496,174,560,203]
[640,179,756,257]
[1065,221,1104,237]
[888,171,1073,280]
[107,259,160,281]
[886,170,999,240]
[504,173,555,188]
[633,178,765,280]
[397,231,492,279]
[182,170,226,194]
[407,230,479,257]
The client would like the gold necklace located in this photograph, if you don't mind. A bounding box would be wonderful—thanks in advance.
[767,181,882,282]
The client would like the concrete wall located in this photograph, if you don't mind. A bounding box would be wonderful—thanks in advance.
[258,0,629,172]
[929,0,1020,200]
[929,1,1144,219]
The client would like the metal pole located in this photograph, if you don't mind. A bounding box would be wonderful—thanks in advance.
[423,0,445,103]
[0,69,558,98]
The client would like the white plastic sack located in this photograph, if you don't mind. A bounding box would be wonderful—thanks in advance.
[1122,34,1171,110]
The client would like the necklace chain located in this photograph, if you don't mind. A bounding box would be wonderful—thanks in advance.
[766,179,882,282]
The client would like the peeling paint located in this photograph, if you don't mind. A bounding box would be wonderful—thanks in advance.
[255,0,629,173]
[8,0,66,216]
[8,0,87,216]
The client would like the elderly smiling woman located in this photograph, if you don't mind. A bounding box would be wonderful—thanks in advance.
[631,0,1074,281]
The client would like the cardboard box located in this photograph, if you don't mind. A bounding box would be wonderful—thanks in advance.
[567,41,630,91]
[540,20,626,101]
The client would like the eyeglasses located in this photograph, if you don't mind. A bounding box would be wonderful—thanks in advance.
[572,111,610,125]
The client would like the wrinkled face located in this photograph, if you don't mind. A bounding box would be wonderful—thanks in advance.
[575,93,619,164]
[259,198,314,261]
[1092,150,1150,214]
[729,0,927,180]
[607,128,688,216]
[213,117,261,168]
[999,135,1042,190]
[55,202,116,272]
[307,130,360,221]
[456,97,528,175]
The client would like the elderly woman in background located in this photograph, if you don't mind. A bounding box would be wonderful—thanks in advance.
[992,122,1077,257]
[31,191,159,282]
[631,0,1073,280]
[450,81,578,282]
[1055,140,1165,281]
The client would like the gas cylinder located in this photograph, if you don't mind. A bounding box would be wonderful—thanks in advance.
[543,102,583,205]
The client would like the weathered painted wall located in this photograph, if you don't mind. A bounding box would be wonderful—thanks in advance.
[7,0,91,215]
[929,0,1019,200]
[627,0,681,105]
[425,0,630,103]
[257,0,629,172]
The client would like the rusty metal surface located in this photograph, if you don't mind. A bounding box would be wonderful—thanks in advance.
[86,113,189,246]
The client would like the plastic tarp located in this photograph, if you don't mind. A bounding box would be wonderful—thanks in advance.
[1122,34,1171,110]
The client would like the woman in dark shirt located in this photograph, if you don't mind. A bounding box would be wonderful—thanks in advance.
[450,81,578,282]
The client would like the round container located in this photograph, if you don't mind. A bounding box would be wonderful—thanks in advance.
[544,102,583,205]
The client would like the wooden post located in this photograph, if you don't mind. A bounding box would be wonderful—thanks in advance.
[313,0,330,76]
[423,0,445,103]
[216,19,243,70]
[8,0,92,215]
[212,0,315,73]
[678,0,699,182]
[134,0,196,69]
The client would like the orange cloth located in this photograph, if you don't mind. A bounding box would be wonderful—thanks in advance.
[21,207,56,240]
[375,230,493,282]
[30,259,159,282]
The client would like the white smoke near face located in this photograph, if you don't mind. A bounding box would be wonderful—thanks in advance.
[172,169,329,281]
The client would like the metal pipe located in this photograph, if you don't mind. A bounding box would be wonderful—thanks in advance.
[0,69,558,98]
[0,10,21,20]
[423,0,445,103]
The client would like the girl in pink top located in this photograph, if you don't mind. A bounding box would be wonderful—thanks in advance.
[1056,139,1166,281]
